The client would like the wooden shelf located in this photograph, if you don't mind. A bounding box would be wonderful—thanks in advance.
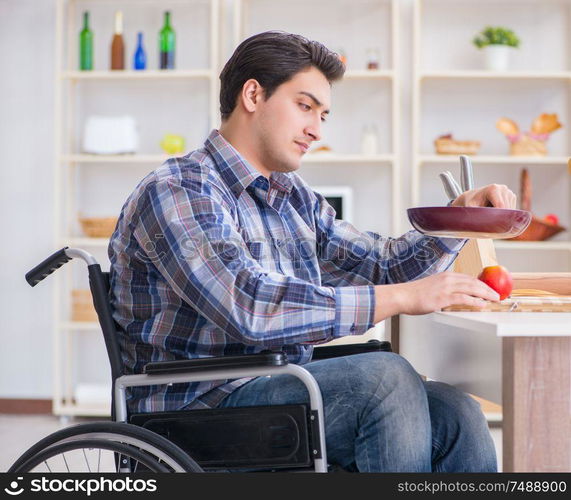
[61,69,213,80]
[62,154,174,164]
[494,240,571,251]
[63,238,109,247]
[343,69,394,79]
[303,154,395,164]
[60,321,100,331]
[55,402,110,417]
[419,155,569,166]
[62,153,396,165]
[420,70,571,81]
[469,394,502,423]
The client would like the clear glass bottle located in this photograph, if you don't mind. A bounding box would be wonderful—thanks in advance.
[361,124,379,155]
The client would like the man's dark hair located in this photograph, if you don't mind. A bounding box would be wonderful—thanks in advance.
[219,31,345,120]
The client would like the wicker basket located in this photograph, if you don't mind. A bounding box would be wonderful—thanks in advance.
[71,289,98,322]
[509,134,547,156]
[508,215,565,241]
[434,138,481,155]
[79,216,118,238]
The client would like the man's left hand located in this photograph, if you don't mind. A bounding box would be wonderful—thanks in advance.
[450,184,517,209]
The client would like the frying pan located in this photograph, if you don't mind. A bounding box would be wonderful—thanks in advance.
[407,206,532,239]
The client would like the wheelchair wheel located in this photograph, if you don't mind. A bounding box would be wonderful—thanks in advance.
[10,439,172,473]
[8,421,203,473]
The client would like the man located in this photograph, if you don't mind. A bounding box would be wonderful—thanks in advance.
[109,31,515,472]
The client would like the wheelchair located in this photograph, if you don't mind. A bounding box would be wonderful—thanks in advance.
[9,247,392,473]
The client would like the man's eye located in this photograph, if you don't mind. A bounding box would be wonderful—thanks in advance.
[321,116,327,123]
[299,103,311,111]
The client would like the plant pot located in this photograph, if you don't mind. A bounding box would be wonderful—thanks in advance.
[484,45,511,71]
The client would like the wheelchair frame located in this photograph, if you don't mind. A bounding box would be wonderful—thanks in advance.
[19,246,391,473]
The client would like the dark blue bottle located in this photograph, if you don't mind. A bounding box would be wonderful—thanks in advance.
[133,32,146,70]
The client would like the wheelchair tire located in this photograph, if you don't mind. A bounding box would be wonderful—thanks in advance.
[8,421,203,473]
[10,439,172,473]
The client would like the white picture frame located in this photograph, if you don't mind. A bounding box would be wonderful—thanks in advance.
[312,186,354,224]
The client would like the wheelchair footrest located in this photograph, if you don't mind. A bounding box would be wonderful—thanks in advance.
[130,404,313,471]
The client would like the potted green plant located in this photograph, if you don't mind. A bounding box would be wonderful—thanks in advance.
[473,26,520,71]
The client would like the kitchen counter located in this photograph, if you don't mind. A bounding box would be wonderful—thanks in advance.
[390,312,571,472]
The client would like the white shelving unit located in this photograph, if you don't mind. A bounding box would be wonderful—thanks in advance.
[51,0,571,417]
[53,0,220,417]
[232,0,401,349]
[233,0,401,237]
[411,0,571,271]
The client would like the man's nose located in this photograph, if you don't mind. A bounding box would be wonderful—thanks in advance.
[305,117,322,142]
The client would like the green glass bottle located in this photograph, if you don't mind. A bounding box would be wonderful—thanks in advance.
[159,11,175,69]
[79,11,93,70]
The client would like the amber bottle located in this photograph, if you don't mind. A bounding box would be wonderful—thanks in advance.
[110,11,125,70]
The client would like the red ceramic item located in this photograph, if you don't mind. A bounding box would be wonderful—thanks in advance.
[407,206,532,239]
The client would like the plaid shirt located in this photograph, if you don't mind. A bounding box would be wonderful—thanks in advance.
[108,129,465,414]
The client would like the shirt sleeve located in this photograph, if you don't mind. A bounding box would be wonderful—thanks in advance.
[132,177,375,348]
[314,191,468,287]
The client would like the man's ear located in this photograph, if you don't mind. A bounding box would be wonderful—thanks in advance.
[240,79,264,113]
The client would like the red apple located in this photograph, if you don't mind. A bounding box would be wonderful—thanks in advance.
[478,265,513,301]
[544,213,559,226]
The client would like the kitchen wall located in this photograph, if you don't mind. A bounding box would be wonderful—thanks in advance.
[1,0,56,398]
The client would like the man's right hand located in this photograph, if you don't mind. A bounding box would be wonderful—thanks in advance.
[373,272,500,322]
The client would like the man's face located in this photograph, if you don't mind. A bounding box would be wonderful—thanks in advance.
[253,66,331,175]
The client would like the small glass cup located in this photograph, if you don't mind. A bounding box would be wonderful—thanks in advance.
[366,48,380,70]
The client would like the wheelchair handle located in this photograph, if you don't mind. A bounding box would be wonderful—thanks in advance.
[25,247,98,287]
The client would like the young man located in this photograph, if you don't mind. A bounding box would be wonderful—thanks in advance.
[109,31,515,472]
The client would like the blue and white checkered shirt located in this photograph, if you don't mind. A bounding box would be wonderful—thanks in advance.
[108,129,465,414]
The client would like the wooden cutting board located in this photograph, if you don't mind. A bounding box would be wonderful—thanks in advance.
[443,273,571,312]
[443,290,571,312]
[444,269,571,311]
[511,273,571,295]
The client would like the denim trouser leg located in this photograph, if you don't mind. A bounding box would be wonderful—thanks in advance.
[217,352,497,472]
[426,380,497,472]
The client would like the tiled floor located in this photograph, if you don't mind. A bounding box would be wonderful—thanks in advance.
[0,414,503,472]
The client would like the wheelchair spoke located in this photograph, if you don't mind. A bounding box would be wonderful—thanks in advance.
[9,423,202,473]
[83,449,91,472]
[29,449,128,472]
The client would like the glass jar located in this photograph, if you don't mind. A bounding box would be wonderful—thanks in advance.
[366,48,380,70]
[361,124,379,155]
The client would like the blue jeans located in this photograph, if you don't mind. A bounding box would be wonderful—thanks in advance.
[218,352,497,472]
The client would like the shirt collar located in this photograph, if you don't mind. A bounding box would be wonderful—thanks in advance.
[204,129,293,198]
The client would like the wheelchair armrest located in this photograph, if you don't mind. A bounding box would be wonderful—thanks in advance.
[311,339,392,361]
[143,352,288,375]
